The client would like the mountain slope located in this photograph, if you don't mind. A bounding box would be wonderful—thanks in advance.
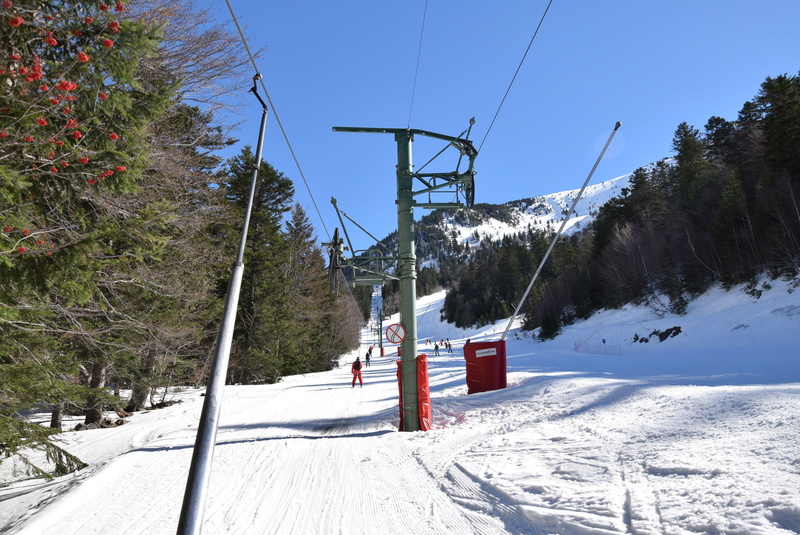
[376,172,632,270]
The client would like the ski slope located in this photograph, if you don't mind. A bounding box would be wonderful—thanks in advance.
[2,276,800,534]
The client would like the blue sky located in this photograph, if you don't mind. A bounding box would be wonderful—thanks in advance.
[206,0,800,253]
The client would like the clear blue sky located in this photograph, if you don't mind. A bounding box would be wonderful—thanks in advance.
[205,0,800,253]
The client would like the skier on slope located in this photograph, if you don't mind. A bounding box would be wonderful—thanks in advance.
[351,356,363,387]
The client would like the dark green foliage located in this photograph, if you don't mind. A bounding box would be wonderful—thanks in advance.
[443,231,555,328]
[351,285,373,322]
[0,415,87,480]
[1,0,177,478]
[756,74,800,182]
[417,266,441,296]
[217,146,293,384]
[217,149,360,383]
[282,204,357,374]
[0,0,363,485]
[672,122,713,210]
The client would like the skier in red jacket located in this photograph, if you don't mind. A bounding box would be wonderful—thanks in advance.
[351,357,363,387]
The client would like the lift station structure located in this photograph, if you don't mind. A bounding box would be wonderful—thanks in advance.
[331,123,478,431]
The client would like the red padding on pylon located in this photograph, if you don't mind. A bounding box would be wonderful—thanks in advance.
[395,359,404,431]
[417,354,432,431]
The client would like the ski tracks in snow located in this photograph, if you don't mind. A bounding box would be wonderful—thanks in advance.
[420,376,800,535]
[196,371,482,535]
[6,356,800,534]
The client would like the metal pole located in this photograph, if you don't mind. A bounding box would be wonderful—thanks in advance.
[501,121,621,340]
[378,303,384,356]
[177,90,269,535]
[395,130,420,431]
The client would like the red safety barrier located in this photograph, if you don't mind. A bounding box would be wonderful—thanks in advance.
[395,359,404,430]
[463,340,507,394]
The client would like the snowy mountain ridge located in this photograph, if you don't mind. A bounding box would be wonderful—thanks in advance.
[440,172,630,251]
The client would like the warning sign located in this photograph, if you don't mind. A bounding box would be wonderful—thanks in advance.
[385,323,406,344]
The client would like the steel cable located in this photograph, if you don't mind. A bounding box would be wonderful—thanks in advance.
[223,0,331,241]
[478,0,555,153]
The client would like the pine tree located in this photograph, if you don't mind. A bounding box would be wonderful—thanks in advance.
[219,146,295,384]
[1,0,174,477]
[672,122,712,210]
[283,204,347,374]
[755,73,800,183]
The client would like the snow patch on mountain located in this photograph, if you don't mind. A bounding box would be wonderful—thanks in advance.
[441,173,630,250]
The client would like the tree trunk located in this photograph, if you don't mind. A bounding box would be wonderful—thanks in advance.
[49,402,64,429]
[125,354,155,412]
[126,383,151,412]
[84,360,107,425]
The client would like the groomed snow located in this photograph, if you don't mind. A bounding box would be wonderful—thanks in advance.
[2,276,799,534]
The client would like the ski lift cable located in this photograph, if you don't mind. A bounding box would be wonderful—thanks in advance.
[478,0,555,153]
[223,0,331,242]
[407,0,429,129]
[500,121,621,341]
[339,269,366,323]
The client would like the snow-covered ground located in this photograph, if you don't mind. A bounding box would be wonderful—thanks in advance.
[2,276,800,534]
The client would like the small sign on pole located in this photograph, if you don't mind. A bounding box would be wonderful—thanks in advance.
[385,323,406,344]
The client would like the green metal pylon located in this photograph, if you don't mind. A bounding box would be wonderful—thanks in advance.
[333,124,477,432]
[394,130,420,430]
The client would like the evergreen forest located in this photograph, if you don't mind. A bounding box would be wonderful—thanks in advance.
[1,0,361,477]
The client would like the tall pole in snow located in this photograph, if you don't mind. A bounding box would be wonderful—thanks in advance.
[395,129,420,431]
[177,75,269,535]
[332,124,476,431]
[501,122,621,341]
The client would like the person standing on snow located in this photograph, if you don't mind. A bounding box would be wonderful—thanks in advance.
[351,357,363,387]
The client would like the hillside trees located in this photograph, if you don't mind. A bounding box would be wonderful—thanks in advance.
[440,72,800,339]
[1,0,175,474]
[443,231,555,328]
[756,74,800,183]
[555,72,800,334]
[218,149,361,383]
[750,74,800,267]
[217,146,294,384]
